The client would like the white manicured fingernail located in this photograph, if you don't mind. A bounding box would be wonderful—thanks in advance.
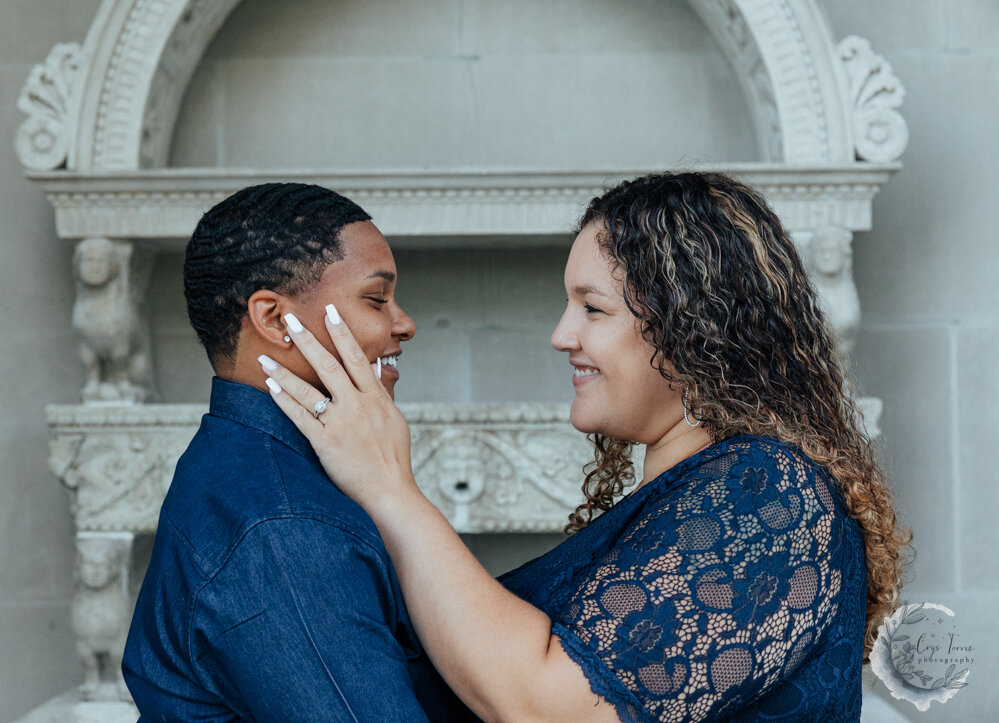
[372,358,382,379]
[283,313,304,334]
[265,378,282,394]
[258,354,277,372]
[326,303,342,325]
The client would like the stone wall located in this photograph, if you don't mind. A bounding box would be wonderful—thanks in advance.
[1,0,997,720]
[0,2,103,720]
[822,1,999,719]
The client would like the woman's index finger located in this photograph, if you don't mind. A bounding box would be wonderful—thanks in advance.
[324,304,384,395]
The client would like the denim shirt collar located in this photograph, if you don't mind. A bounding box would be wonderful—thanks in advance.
[209,377,317,461]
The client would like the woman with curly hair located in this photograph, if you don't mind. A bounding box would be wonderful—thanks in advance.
[263,171,910,722]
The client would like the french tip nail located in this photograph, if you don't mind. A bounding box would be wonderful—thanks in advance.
[325,303,342,325]
[374,358,382,380]
[258,354,277,372]
[265,378,282,394]
[283,313,304,334]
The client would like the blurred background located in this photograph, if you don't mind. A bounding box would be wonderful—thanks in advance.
[1,0,996,720]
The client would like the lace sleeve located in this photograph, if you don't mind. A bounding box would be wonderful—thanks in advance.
[553,441,849,722]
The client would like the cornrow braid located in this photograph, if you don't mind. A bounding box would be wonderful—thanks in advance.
[183,183,371,368]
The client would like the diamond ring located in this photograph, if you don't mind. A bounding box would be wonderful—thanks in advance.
[312,397,332,419]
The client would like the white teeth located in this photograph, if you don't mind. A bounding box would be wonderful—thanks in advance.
[379,355,398,368]
[573,367,600,377]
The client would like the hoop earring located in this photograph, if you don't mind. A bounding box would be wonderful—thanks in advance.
[683,389,701,428]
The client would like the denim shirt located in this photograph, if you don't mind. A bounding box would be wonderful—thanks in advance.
[123,378,470,722]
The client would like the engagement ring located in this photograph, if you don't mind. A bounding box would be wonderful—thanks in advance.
[313,397,331,419]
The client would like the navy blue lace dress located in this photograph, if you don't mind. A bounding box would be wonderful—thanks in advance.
[500,435,866,722]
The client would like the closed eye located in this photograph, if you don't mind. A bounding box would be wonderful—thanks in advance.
[367,297,388,305]
[584,304,603,314]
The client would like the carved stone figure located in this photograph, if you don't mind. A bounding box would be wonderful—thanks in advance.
[72,238,150,403]
[71,536,132,701]
[807,226,860,362]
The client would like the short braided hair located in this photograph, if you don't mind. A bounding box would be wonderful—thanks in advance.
[183,183,371,367]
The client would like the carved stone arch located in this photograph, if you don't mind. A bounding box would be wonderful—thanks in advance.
[687,0,852,162]
[73,0,242,170]
[18,0,906,173]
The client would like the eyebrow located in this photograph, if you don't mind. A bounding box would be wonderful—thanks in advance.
[572,284,608,297]
[366,270,396,283]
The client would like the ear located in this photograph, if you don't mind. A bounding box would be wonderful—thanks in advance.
[246,289,293,349]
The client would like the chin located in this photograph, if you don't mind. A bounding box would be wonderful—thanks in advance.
[569,405,603,436]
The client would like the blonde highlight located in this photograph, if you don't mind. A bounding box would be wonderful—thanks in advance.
[564,171,911,661]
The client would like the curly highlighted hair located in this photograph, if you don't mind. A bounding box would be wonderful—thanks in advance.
[565,171,911,660]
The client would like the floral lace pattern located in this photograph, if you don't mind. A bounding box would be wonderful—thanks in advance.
[500,436,865,722]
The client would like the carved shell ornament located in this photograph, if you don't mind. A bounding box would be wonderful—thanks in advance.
[838,35,909,163]
[16,42,83,171]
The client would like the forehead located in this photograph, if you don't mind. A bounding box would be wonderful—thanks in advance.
[320,220,396,282]
[565,223,617,289]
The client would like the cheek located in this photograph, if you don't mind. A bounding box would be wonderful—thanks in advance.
[344,310,392,355]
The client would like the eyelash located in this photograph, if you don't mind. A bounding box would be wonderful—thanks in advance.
[367,297,388,305]
[584,304,603,314]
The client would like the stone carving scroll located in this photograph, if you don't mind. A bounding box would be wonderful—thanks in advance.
[50,431,184,533]
[72,239,154,403]
[15,42,82,171]
[838,35,909,163]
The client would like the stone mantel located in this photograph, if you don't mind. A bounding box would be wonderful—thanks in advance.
[47,397,881,537]
[29,163,898,242]
[47,401,594,535]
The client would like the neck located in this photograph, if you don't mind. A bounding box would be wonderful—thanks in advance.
[640,423,713,485]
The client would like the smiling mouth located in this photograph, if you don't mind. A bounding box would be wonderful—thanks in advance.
[376,354,400,377]
[573,366,600,378]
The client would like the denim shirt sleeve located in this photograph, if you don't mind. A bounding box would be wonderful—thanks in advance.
[191,517,430,723]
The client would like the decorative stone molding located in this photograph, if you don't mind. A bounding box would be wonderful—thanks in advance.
[47,402,593,534]
[47,399,883,538]
[48,409,196,532]
[17,1,902,173]
[838,35,909,163]
[28,164,898,242]
[15,43,84,171]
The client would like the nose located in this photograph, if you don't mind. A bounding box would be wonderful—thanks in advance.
[550,305,579,352]
[391,302,416,342]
